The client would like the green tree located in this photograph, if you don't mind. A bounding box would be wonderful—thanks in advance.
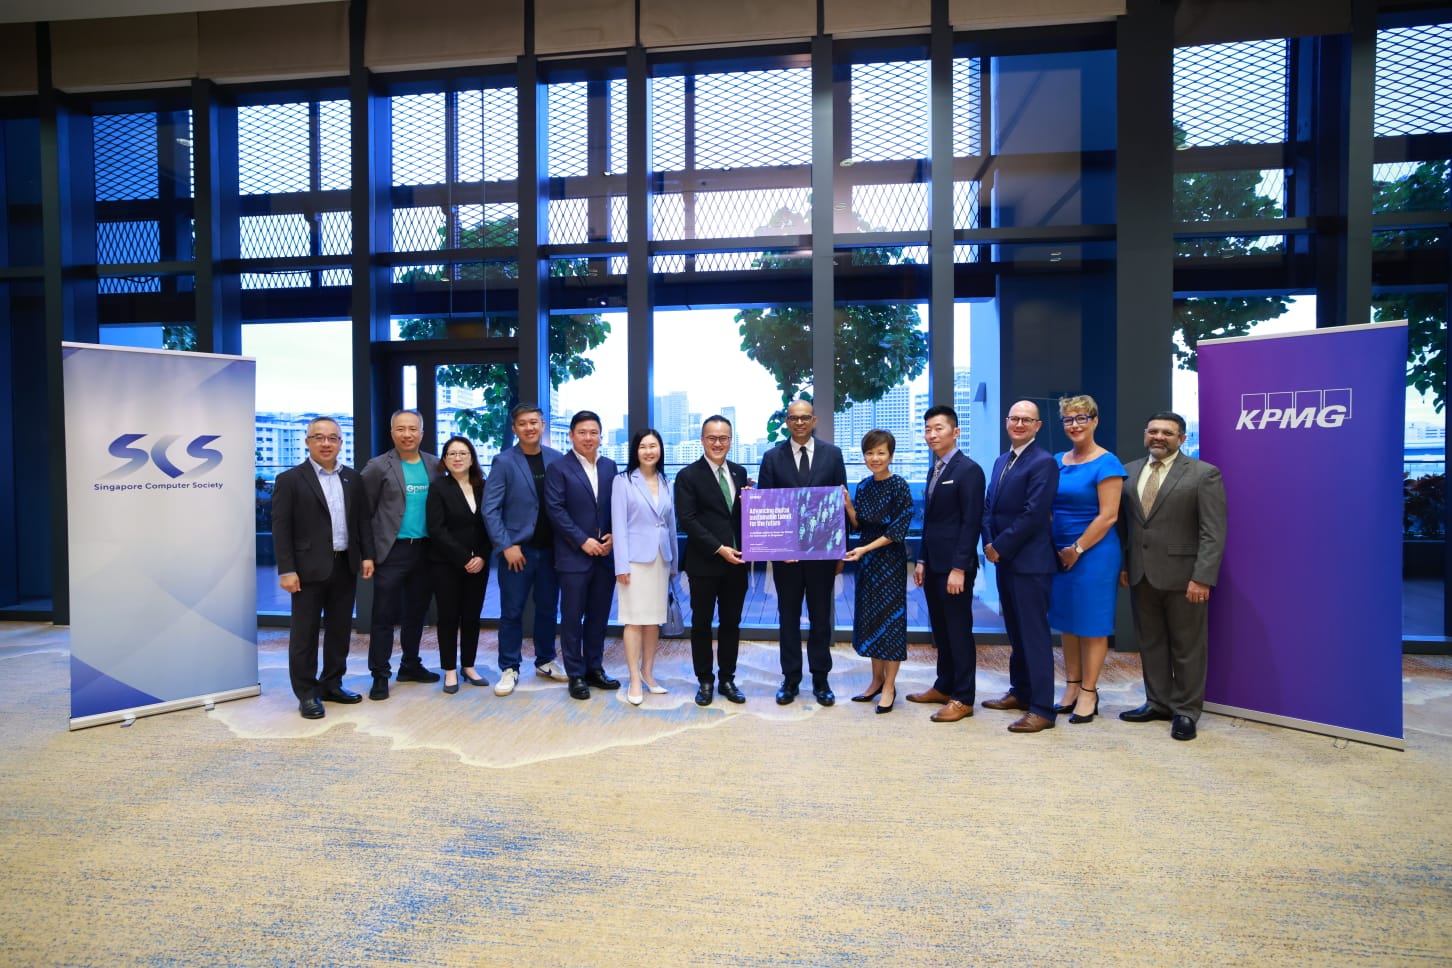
[1171,126,1290,371]
[734,206,929,441]
[395,215,610,446]
[162,326,196,351]
[1371,160,1450,413]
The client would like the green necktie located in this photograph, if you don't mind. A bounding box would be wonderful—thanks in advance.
[717,465,732,506]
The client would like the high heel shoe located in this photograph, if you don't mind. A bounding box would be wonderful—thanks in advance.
[626,688,644,706]
[875,691,895,714]
[1053,680,1082,715]
[461,670,490,687]
[644,682,668,695]
[852,685,884,703]
[1068,686,1099,724]
[442,676,460,695]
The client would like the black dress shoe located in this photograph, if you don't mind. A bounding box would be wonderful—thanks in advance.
[368,677,389,701]
[813,683,835,707]
[775,681,800,706]
[695,682,714,706]
[320,687,362,704]
[298,697,325,719]
[1119,702,1172,723]
[585,669,620,690]
[1171,715,1198,741]
[396,665,441,683]
[568,677,591,700]
[717,678,746,704]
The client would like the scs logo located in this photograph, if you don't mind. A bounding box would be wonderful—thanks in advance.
[1236,390,1351,430]
[104,434,224,479]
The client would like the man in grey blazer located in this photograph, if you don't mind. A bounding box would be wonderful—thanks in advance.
[481,403,568,696]
[360,409,441,699]
[1118,411,1227,741]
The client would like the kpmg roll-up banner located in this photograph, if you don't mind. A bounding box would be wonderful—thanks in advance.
[63,343,259,730]
[1198,321,1407,749]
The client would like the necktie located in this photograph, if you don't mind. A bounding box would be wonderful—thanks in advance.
[717,465,732,507]
[797,445,810,483]
[1141,459,1164,513]
[926,458,945,502]
[998,450,1019,486]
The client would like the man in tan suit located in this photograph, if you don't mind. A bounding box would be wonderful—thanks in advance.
[1118,411,1227,741]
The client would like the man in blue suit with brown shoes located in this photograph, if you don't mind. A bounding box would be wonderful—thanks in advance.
[981,400,1060,733]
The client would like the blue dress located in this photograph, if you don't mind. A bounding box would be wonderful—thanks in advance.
[1048,451,1127,637]
[851,474,913,661]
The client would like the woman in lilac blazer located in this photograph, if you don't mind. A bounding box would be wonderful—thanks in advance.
[611,428,677,706]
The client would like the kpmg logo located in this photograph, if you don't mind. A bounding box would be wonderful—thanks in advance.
[96,434,226,492]
[1236,389,1351,431]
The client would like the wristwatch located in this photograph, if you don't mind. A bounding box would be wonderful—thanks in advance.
[1073,543,1084,554]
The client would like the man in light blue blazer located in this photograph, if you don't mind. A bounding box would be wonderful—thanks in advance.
[481,403,568,697]
[543,410,620,700]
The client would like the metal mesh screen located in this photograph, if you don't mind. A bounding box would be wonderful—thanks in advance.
[1376,24,1452,137]
[1173,40,1287,147]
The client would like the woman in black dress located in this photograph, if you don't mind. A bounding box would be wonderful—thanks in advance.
[843,429,914,714]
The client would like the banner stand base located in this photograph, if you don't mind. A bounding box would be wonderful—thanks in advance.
[69,684,260,731]
[1205,702,1404,751]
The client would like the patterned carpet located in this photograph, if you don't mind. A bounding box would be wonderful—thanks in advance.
[2,621,1451,967]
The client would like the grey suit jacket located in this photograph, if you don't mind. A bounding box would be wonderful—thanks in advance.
[360,447,441,565]
[1120,453,1227,591]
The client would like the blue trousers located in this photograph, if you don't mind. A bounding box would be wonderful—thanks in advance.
[997,568,1056,720]
[556,558,615,678]
[495,544,559,673]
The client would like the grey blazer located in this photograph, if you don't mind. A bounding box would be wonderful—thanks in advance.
[360,447,441,565]
[1120,453,1227,591]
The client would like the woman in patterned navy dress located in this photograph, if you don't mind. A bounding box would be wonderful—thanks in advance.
[843,429,914,714]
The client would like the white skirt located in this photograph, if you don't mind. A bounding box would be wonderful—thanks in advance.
[617,552,669,625]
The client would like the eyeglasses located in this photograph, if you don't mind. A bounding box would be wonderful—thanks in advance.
[1061,414,1095,426]
[1006,416,1040,425]
[306,434,342,444]
[785,415,815,423]
[703,435,732,445]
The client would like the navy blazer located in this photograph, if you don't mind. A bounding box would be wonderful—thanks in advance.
[918,449,986,575]
[543,451,618,574]
[610,469,677,575]
[674,457,750,578]
[481,444,564,549]
[982,441,1059,575]
[758,436,847,490]
[272,459,374,582]
[426,475,492,568]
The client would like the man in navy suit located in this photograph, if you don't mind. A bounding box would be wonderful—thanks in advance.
[674,415,752,706]
[758,398,848,706]
[544,410,621,700]
[981,400,1061,733]
[482,403,568,697]
[272,417,375,720]
[906,406,986,723]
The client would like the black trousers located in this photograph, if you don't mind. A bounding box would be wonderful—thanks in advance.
[289,551,357,701]
[774,559,836,685]
[368,539,433,677]
[687,567,748,684]
[432,562,488,671]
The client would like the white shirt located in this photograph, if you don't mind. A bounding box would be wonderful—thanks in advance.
[573,450,599,498]
[310,457,349,552]
[704,455,734,506]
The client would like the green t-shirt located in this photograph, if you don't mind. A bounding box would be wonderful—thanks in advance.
[399,459,430,539]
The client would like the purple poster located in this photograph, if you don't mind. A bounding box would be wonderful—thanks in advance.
[742,486,846,561]
[1199,321,1406,748]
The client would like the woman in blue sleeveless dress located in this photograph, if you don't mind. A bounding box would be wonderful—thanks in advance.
[1048,395,1127,724]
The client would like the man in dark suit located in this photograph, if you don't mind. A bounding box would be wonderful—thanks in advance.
[272,417,375,720]
[481,403,568,697]
[981,399,1061,733]
[544,410,621,700]
[758,398,848,706]
[674,414,752,706]
[1118,411,1227,741]
[360,409,442,699]
[907,406,986,723]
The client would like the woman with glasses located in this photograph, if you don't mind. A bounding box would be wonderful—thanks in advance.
[427,436,492,694]
[1048,395,1126,723]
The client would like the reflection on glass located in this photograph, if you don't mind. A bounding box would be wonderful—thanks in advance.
[551,311,626,459]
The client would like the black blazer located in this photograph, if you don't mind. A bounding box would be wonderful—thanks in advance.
[426,476,492,568]
[272,459,374,582]
[674,457,749,577]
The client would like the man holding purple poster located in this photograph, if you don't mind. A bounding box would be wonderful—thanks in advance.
[759,399,847,707]
[1118,411,1227,742]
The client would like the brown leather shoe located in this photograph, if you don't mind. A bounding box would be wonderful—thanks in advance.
[1007,712,1055,733]
[981,692,1028,711]
[930,699,974,723]
[906,687,951,705]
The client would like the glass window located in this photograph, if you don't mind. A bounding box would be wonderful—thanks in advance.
[1172,40,1288,147]
[550,310,627,460]
[1375,23,1452,138]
